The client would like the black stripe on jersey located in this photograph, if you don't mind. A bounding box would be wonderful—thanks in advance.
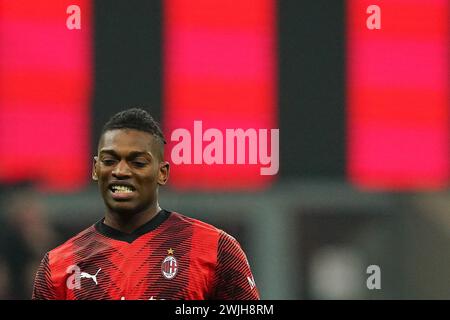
[94,209,171,243]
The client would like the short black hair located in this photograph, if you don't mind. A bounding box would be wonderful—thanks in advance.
[101,107,166,145]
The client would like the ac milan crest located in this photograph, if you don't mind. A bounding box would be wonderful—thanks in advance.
[161,248,178,279]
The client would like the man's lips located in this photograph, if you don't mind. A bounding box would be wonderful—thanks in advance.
[107,182,136,200]
[109,189,135,200]
[107,181,136,191]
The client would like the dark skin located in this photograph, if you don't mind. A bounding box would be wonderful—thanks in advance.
[92,129,169,234]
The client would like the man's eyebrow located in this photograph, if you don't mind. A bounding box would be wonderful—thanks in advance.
[128,151,152,158]
[99,149,117,156]
[99,149,153,158]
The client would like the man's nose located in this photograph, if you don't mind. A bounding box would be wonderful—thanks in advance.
[112,160,131,178]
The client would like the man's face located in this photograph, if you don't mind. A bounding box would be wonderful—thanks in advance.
[93,129,169,215]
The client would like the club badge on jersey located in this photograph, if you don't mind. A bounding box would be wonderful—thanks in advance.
[161,248,178,280]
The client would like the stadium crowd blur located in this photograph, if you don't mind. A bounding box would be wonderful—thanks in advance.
[0,184,60,299]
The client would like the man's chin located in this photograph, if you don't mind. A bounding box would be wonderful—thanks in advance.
[105,201,142,215]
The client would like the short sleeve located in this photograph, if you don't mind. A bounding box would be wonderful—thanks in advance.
[210,232,260,300]
[32,252,57,300]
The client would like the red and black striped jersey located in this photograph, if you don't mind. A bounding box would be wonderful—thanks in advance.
[32,210,259,300]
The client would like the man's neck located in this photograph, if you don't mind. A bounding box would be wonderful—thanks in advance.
[103,205,161,234]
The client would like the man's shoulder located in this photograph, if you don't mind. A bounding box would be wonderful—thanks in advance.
[169,211,224,235]
[168,211,239,245]
[46,223,98,262]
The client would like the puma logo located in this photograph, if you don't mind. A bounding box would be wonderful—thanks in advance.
[80,268,101,285]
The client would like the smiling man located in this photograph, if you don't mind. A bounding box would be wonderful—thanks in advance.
[32,108,259,300]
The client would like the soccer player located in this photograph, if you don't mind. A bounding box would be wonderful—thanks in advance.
[32,108,259,300]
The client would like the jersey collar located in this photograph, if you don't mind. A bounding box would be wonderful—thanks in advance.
[94,209,171,243]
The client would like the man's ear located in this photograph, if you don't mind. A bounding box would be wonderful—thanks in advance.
[157,161,170,186]
[92,156,99,181]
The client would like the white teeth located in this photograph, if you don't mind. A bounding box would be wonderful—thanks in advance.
[111,185,133,193]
